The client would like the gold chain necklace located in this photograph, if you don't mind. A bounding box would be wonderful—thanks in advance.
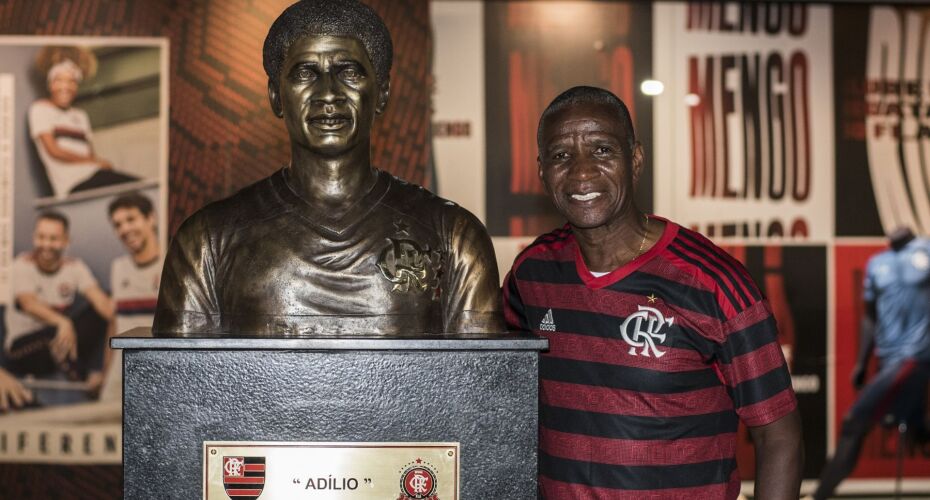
[638,215,650,255]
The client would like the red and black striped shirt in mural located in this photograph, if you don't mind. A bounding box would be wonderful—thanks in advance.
[503,216,796,499]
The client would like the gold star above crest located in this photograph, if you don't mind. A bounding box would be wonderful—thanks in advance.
[646,294,658,303]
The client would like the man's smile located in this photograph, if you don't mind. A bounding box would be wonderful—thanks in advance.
[571,192,603,202]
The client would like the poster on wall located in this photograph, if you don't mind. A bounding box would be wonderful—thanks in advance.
[835,5,930,237]
[654,3,834,242]
[833,244,930,478]
[0,36,168,465]
[720,245,828,479]
[484,1,653,238]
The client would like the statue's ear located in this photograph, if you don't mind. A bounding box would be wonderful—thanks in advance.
[268,79,283,118]
[375,78,390,115]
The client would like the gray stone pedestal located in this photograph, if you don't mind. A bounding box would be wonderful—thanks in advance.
[114,330,547,499]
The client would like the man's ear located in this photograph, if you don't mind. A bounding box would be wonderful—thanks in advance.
[375,78,390,115]
[631,141,645,184]
[268,79,283,118]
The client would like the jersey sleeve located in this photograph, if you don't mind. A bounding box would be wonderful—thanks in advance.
[439,205,506,333]
[27,101,55,138]
[152,211,222,336]
[502,270,531,332]
[73,259,100,292]
[10,257,32,296]
[714,298,797,427]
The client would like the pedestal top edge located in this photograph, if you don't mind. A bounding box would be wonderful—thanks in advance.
[111,328,549,351]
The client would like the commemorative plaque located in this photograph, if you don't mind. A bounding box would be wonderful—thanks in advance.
[204,442,459,500]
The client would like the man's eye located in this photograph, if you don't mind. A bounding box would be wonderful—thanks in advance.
[552,151,569,160]
[341,67,361,80]
[594,146,612,154]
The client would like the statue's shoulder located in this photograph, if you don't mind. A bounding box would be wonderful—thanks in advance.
[176,170,287,239]
[381,172,477,222]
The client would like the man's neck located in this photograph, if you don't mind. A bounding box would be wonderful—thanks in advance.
[573,212,652,273]
[286,146,377,217]
[34,256,62,274]
[132,241,160,266]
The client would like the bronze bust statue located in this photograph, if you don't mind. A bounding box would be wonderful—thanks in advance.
[153,0,504,337]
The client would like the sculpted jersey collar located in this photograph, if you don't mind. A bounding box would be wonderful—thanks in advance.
[277,166,391,237]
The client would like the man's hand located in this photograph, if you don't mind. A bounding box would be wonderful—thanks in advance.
[851,364,867,390]
[0,368,32,412]
[49,319,78,363]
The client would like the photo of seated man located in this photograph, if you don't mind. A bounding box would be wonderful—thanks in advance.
[3,211,113,395]
[98,192,162,402]
[28,45,137,198]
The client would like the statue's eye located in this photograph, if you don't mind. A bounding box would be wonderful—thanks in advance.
[292,66,315,81]
[341,67,361,81]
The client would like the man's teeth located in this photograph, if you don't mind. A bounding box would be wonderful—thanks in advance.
[571,192,602,201]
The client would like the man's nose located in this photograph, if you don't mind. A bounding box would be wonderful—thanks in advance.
[568,156,600,181]
[314,72,346,105]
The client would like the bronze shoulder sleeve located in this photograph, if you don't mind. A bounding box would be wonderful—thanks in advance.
[152,210,222,337]
[439,204,506,334]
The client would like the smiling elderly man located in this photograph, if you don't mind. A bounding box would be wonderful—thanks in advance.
[153,0,503,337]
[503,86,802,499]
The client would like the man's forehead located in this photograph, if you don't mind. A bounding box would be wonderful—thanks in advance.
[35,219,66,233]
[113,206,146,218]
[542,103,630,142]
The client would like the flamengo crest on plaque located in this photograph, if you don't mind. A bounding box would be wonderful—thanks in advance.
[204,442,459,500]
[222,456,265,500]
[397,458,441,500]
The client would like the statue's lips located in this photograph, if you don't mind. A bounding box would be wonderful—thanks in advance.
[309,114,351,131]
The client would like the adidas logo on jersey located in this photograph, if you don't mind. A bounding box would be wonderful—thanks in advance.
[539,309,557,331]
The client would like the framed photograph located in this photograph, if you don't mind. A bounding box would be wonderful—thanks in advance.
[0,35,168,465]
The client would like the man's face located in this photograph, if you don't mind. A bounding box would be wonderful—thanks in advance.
[537,102,642,230]
[110,207,157,255]
[271,35,387,157]
[32,218,68,272]
[48,71,79,109]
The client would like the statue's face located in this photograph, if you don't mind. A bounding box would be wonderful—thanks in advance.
[272,35,387,157]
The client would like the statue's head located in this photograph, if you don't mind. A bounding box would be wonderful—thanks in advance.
[263,0,393,157]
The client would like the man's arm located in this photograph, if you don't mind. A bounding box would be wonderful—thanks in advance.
[749,408,803,499]
[852,301,876,389]
[0,368,32,412]
[15,292,77,362]
[82,284,115,322]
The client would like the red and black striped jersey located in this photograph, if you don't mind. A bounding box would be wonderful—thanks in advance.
[503,216,797,499]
